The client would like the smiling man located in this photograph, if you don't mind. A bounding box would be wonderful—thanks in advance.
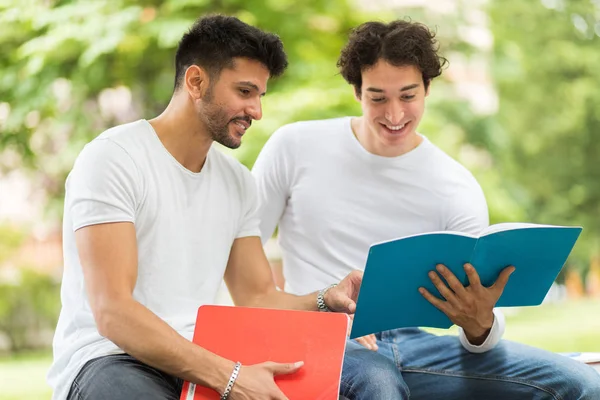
[252,19,600,399]
[47,15,363,400]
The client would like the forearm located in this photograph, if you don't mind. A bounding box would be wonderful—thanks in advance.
[97,298,233,392]
[242,288,319,311]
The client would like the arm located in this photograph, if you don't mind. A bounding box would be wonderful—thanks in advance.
[425,179,507,350]
[71,140,310,399]
[77,222,234,391]
[224,236,362,313]
[251,125,295,244]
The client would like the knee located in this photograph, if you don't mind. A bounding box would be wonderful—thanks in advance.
[547,362,600,400]
[578,369,600,400]
[341,353,408,399]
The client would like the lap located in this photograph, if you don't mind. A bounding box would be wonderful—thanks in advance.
[342,329,600,400]
[68,353,183,400]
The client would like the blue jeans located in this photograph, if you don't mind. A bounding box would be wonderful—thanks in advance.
[341,328,600,400]
[67,354,183,399]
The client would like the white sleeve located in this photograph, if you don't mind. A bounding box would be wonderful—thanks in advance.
[444,178,489,235]
[235,168,262,239]
[458,309,505,353]
[445,176,506,352]
[66,138,141,231]
[251,126,296,244]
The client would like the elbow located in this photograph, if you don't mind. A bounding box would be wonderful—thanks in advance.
[91,297,127,340]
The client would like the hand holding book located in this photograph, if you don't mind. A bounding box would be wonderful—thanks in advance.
[419,263,515,344]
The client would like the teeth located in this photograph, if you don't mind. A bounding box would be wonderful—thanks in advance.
[385,123,405,131]
[234,122,247,131]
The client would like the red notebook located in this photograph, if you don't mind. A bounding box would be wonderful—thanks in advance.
[180,305,349,400]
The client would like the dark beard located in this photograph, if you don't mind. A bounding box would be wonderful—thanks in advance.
[200,88,250,150]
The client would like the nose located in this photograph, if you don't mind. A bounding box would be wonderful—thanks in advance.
[385,104,404,126]
[247,98,263,121]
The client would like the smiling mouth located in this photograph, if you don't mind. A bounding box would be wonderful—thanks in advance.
[230,119,251,136]
[380,121,409,134]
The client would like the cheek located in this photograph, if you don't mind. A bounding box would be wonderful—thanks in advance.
[361,102,381,120]
[408,101,425,119]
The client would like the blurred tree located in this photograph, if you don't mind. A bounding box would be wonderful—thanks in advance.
[0,0,523,229]
[489,0,600,273]
[0,0,367,217]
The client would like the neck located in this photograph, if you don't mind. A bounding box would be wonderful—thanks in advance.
[351,116,422,158]
[148,93,212,173]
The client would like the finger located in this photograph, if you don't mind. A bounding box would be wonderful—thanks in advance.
[356,335,378,351]
[435,264,467,296]
[428,270,459,306]
[464,263,481,287]
[491,265,516,293]
[268,361,304,376]
[331,291,357,314]
[355,337,373,350]
[366,334,378,350]
[419,287,449,313]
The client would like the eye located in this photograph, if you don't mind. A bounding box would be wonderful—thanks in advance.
[239,88,251,96]
[371,97,385,103]
[402,95,416,100]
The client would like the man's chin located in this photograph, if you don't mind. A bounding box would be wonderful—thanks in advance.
[215,136,242,149]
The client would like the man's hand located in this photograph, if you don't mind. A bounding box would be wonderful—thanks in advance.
[347,314,378,351]
[355,334,378,351]
[229,361,303,400]
[324,270,363,314]
[419,263,515,344]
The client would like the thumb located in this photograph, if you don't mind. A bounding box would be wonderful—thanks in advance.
[493,266,515,293]
[270,361,304,376]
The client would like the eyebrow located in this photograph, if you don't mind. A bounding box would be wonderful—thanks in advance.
[365,83,420,93]
[237,81,266,96]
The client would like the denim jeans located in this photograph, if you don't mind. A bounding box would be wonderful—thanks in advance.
[67,353,183,400]
[340,328,600,400]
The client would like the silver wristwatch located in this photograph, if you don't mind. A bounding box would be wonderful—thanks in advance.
[317,283,337,312]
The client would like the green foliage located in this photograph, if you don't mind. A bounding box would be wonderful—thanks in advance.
[0,270,61,352]
[0,0,368,218]
[489,0,600,269]
[0,225,26,262]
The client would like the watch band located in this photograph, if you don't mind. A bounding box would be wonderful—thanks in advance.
[317,283,337,312]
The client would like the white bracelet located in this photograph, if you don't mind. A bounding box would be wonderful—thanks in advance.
[221,362,241,400]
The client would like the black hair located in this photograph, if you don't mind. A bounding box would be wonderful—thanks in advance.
[174,15,288,90]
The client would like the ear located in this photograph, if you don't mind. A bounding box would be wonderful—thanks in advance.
[353,86,362,102]
[184,65,210,100]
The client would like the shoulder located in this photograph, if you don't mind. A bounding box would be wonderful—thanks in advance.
[423,139,483,193]
[269,117,352,147]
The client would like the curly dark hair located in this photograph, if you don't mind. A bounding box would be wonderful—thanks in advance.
[174,15,288,90]
[337,20,448,96]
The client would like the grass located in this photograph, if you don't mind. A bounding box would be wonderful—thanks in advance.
[1,299,599,400]
[0,351,52,400]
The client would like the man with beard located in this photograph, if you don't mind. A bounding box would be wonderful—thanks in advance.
[252,19,600,399]
[47,15,362,400]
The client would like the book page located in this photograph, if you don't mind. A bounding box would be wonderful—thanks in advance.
[371,230,477,247]
[480,222,559,237]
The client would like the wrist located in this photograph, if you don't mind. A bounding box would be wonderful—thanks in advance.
[464,313,494,345]
[221,362,242,399]
[317,283,337,312]
[204,357,236,393]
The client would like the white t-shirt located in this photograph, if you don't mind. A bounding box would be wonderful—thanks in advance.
[48,119,260,400]
[252,116,504,353]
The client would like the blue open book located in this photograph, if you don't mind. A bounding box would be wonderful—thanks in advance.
[350,223,582,338]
